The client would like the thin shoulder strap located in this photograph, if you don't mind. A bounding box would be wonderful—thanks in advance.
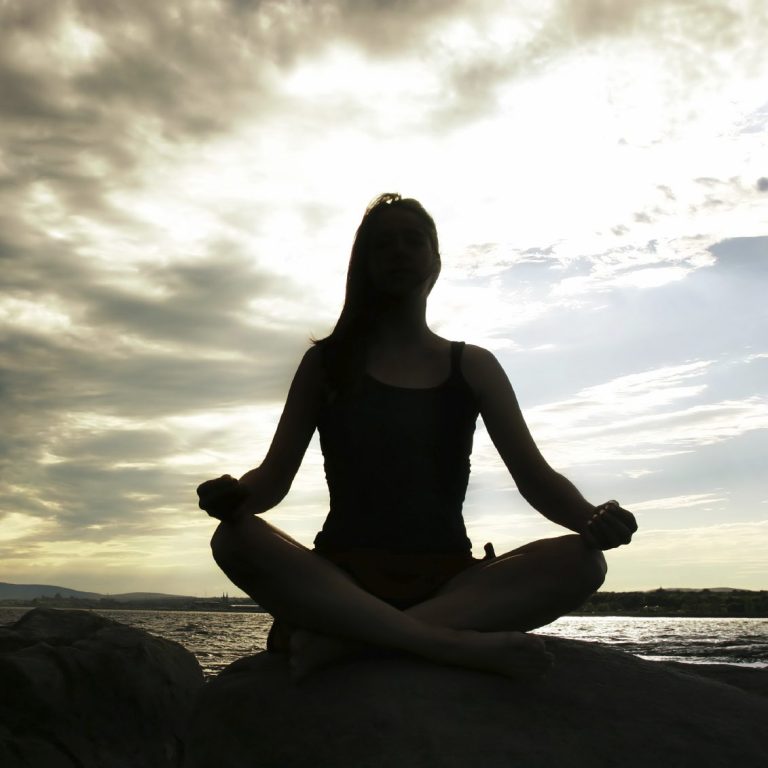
[449,341,465,380]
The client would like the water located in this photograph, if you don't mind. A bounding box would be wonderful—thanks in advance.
[1,607,766,679]
[542,615,768,667]
[0,607,272,678]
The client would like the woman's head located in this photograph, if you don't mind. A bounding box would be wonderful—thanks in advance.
[346,193,440,305]
[315,193,440,394]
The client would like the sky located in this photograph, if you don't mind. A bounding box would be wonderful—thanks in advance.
[1,0,766,596]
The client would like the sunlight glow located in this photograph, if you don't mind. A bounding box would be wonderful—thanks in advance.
[0,513,57,543]
[2,1,766,593]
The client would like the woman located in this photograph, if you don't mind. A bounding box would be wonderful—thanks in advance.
[197,193,637,680]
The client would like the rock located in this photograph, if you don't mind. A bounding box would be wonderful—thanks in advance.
[185,638,768,768]
[660,659,768,699]
[0,607,204,768]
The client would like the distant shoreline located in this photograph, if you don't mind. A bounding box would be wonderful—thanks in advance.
[2,606,767,619]
[1,588,767,618]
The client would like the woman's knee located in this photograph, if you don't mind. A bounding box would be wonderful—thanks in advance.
[210,522,237,569]
[580,540,607,593]
[210,515,268,568]
[559,534,607,594]
[585,546,607,592]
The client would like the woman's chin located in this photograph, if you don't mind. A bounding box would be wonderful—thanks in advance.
[375,274,431,299]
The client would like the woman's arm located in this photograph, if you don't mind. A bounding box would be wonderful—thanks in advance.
[462,345,636,548]
[197,346,324,521]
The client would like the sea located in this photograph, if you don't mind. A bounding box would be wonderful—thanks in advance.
[1,607,766,680]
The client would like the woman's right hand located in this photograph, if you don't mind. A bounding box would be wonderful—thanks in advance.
[196,474,249,522]
[581,500,638,550]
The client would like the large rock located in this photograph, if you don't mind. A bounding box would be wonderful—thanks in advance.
[0,607,204,768]
[185,638,768,768]
[660,659,768,699]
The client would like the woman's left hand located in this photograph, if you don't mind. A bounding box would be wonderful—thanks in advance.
[581,500,638,550]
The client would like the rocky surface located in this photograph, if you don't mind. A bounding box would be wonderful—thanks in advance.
[186,638,768,768]
[0,607,204,768]
[3,609,765,768]
[660,659,768,698]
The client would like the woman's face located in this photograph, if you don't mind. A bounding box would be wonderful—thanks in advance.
[364,208,439,297]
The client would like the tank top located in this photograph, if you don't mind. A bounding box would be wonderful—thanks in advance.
[314,341,479,554]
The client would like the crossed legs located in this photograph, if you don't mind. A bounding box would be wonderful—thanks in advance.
[211,515,606,679]
[408,534,607,632]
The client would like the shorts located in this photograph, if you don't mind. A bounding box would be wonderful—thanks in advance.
[266,544,495,653]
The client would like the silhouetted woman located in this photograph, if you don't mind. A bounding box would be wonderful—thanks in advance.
[197,194,637,679]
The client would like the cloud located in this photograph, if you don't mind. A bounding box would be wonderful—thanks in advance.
[526,361,768,466]
[0,227,311,548]
[627,492,728,512]
[0,0,477,177]
[424,0,768,127]
[1,1,766,593]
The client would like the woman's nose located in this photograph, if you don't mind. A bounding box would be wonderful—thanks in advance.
[391,234,410,254]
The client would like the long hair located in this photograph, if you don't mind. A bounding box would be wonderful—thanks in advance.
[314,193,440,398]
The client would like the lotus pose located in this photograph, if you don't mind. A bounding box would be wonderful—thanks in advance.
[198,194,638,680]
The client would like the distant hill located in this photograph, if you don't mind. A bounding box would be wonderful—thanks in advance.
[651,587,741,593]
[1,582,753,604]
[107,592,197,601]
[0,583,195,602]
[0,583,102,600]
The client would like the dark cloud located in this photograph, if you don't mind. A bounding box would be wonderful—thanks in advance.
[0,301,303,418]
[0,311,304,537]
[0,1,358,545]
[0,232,307,539]
[708,235,768,265]
[1,226,303,352]
[332,0,473,55]
[84,253,291,346]
[0,450,202,541]
[1,1,278,237]
[757,177,768,192]
[62,428,177,462]
[2,0,760,196]
[0,0,470,148]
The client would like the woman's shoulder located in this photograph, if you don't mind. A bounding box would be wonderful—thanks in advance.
[459,343,501,370]
[297,343,324,369]
[290,344,327,390]
[458,344,511,400]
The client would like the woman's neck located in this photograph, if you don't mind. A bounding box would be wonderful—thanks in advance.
[365,298,449,387]
[369,295,434,349]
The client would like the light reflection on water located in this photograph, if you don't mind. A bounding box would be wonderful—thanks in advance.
[542,615,768,667]
[2,608,766,679]
[95,609,275,678]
